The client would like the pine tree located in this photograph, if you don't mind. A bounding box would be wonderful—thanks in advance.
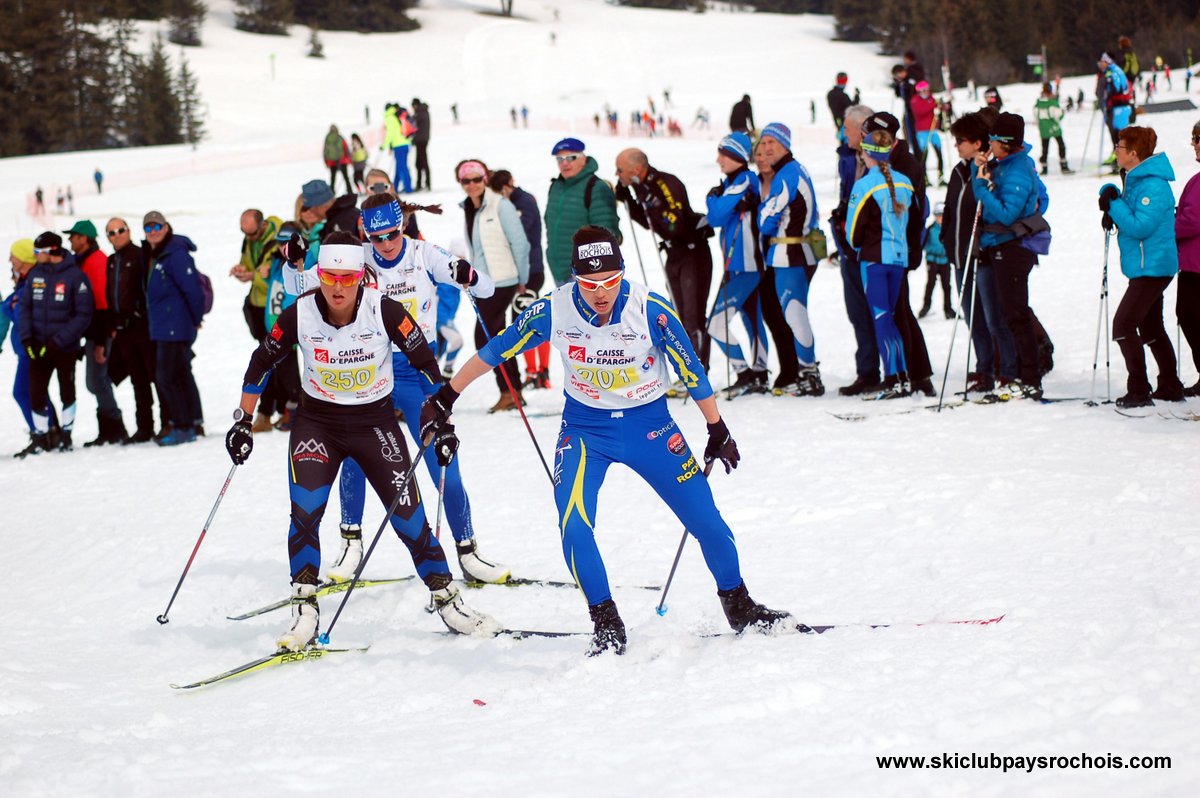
[108,4,145,146]
[129,36,181,146]
[235,0,293,35]
[177,53,205,146]
[168,0,207,47]
[293,0,419,32]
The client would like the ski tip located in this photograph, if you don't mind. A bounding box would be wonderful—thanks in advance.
[317,632,330,645]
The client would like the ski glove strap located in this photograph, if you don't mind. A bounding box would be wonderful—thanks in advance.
[704,419,740,473]
[419,383,460,443]
[226,421,253,465]
[432,423,459,467]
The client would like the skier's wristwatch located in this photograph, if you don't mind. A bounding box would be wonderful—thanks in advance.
[232,408,250,424]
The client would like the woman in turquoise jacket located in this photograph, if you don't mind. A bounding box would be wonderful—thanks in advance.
[1099,126,1184,407]
[848,129,914,397]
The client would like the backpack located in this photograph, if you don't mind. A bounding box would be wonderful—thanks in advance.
[197,270,214,315]
[323,134,342,163]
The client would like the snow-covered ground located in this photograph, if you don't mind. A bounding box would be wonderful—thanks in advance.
[1,2,1197,795]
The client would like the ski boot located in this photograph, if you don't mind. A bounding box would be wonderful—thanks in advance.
[13,432,50,459]
[1151,379,1185,403]
[586,599,627,656]
[431,584,502,635]
[718,582,797,634]
[872,374,912,400]
[792,365,825,397]
[911,377,937,397]
[1040,161,1048,176]
[838,374,884,397]
[1060,160,1074,175]
[722,369,759,399]
[326,524,364,583]
[278,582,319,652]
[537,369,551,390]
[457,538,511,584]
[57,429,74,451]
[965,373,995,394]
[1115,392,1153,409]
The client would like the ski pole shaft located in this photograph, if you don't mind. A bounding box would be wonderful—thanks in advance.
[623,201,651,285]
[156,463,238,624]
[319,437,433,644]
[433,464,446,541]
[466,292,555,486]
[1088,233,1110,404]
[655,460,715,616]
[938,203,981,411]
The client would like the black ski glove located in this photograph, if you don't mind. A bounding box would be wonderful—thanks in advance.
[706,184,724,200]
[614,183,633,203]
[451,258,477,286]
[1098,184,1120,212]
[280,233,307,266]
[432,423,459,467]
[1101,212,1115,232]
[226,421,253,464]
[419,383,460,443]
[704,418,740,474]
[25,343,46,362]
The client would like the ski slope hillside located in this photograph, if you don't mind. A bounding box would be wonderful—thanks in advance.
[0,2,1197,796]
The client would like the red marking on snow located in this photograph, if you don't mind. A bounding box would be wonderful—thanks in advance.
[473,699,487,706]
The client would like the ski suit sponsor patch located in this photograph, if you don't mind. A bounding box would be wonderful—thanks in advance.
[666,432,687,455]
[293,438,330,464]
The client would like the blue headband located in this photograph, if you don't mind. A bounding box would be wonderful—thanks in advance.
[361,200,403,234]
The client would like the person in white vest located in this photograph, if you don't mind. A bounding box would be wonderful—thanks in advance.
[418,226,797,657]
[225,232,500,652]
[456,158,531,412]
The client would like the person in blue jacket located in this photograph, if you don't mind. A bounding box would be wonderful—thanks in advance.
[919,203,954,319]
[848,129,915,397]
[706,132,769,396]
[1099,126,1184,408]
[18,232,93,452]
[143,211,205,445]
[3,239,60,456]
[419,226,796,657]
[757,122,824,396]
[972,113,1047,399]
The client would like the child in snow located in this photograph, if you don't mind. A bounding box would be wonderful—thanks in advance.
[919,205,954,319]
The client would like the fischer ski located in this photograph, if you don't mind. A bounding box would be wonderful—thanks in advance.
[973,393,1083,405]
[463,576,661,591]
[827,400,964,422]
[704,612,1006,637]
[170,645,369,690]
[227,577,416,620]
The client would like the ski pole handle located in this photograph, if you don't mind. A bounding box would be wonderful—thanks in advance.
[156,463,238,624]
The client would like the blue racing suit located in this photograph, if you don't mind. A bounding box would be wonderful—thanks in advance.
[706,166,768,373]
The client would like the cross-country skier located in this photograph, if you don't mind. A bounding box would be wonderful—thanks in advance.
[283,197,511,585]
[418,226,795,656]
[227,232,499,652]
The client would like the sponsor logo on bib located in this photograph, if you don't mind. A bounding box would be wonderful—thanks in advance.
[568,345,587,362]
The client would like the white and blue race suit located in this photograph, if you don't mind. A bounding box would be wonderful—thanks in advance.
[706,166,768,373]
[477,279,743,606]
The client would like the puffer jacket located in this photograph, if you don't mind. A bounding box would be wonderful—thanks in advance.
[1106,152,1179,279]
[146,233,204,342]
[973,143,1047,250]
[18,255,93,352]
[544,156,619,285]
[1174,167,1200,274]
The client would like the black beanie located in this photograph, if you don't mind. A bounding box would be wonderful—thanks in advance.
[991,113,1025,146]
[571,227,623,275]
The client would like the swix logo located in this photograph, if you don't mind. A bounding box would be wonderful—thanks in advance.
[568,345,587,362]
[270,324,283,341]
[293,438,330,463]
[314,349,330,363]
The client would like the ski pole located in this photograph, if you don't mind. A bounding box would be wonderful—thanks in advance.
[156,463,238,624]
[1080,106,1097,173]
[622,201,651,285]
[433,464,446,540]
[655,460,716,616]
[465,291,555,485]
[1087,229,1113,406]
[937,202,981,411]
[319,436,434,645]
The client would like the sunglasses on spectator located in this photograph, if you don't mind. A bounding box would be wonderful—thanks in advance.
[106,227,127,237]
[33,247,54,255]
[576,272,623,292]
[315,266,365,287]
[368,183,390,194]
[555,154,582,163]
[459,176,484,185]
[144,223,164,233]
[367,230,400,243]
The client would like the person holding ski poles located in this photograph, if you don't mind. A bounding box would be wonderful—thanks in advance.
[226,231,499,653]
[704,132,769,396]
[418,226,795,657]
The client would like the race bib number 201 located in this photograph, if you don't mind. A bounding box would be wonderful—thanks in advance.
[574,366,638,392]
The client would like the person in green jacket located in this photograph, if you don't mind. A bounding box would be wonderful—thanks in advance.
[1034,83,1073,176]
[544,138,619,286]
[382,104,413,193]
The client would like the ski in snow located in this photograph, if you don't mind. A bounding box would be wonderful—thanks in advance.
[170,646,370,690]
[703,612,1006,637]
[827,400,965,422]
[227,577,416,620]
[1114,408,1200,421]
[973,394,1083,405]
[463,576,661,591]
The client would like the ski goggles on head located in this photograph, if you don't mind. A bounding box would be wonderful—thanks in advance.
[315,266,365,287]
[575,271,623,292]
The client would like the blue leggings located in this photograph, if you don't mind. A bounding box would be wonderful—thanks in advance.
[707,272,768,372]
[12,355,58,432]
[340,364,474,543]
[774,266,816,366]
[862,262,907,377]
[554,399,742,606]
[392,145,412,193]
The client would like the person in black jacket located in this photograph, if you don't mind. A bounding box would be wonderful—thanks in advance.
[411,98,431,191]
[299,179,361,243]
[827,73,852,132]
[863,112,935,395]
[105,218,163,442]
[18,232,93,453]
[615,148,714,370]
[729,94,755,135]
[489,169,551,388]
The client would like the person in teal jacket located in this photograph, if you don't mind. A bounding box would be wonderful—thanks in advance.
[544,138,619,286]
[1099,126,1184,407]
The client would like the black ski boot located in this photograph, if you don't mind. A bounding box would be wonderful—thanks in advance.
[1060,160,1074,175]
[58,429,74,452]
[586,599,627,656]
[718,582,796,634]
[13,433,49,458]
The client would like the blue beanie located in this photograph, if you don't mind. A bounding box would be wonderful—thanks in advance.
[760,122,792,151]
[551,137,586,155]
[718,132,752,164]
[301,179,335,207]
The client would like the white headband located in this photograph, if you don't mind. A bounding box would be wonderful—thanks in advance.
[316,244,365,271]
